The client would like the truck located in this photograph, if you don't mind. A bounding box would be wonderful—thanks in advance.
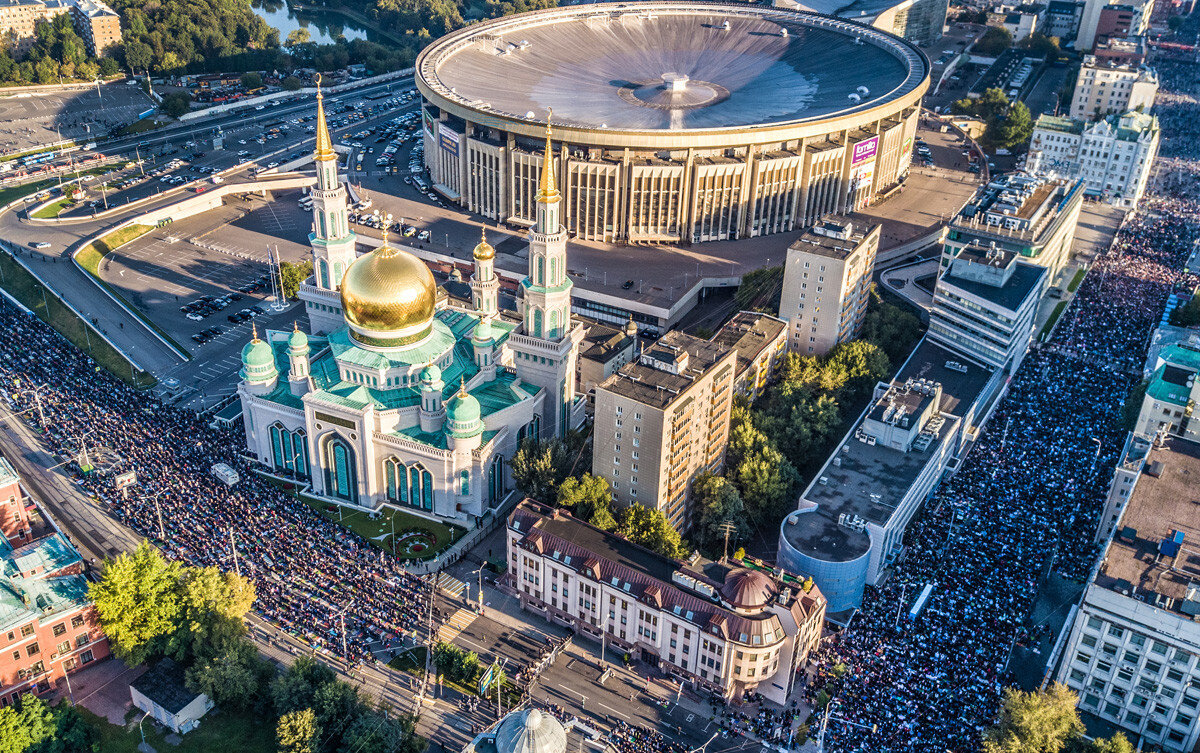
[211,463,240,487]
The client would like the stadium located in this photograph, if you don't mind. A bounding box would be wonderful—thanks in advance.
[415,2,931,244]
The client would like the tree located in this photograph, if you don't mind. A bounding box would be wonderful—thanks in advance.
[557,473,614,528]
[983,683,1084,753]
[160,91,191,118]
[1020,33,1061,62]
[311,679,365,747]
[860,287,924,364]
[88,541,182,665]
[992,101,1034,150]
[510,437,570,504]
[284,29,312,48]
[1170,293,1200,327]
[272,656,337,716]
[241,71,263,90]
[974,26,1014,57]
[282,75,303,91]
[172,566,255,661]
[0,696,54,753]
[186,638,271,711]
[277,709,319,753]
[1091,733,1134,753]
[279,260,314,300]
[826,340,890,400]
[692,473,749,553]
[618,503,687,559]
[728,441,800,525]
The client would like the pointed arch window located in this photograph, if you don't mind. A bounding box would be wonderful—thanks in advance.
[318,259,330,289]
[533,309,543,338]
[549,310,560,340]
[322,435,358,504]
[536,256,545,286]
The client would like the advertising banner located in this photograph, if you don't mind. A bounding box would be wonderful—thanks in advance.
[851,136,879,166]
[439,128,460,158]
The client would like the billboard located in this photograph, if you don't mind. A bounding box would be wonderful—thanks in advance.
[115,471,138,490]
[851,136,879,166]
[439,128,460,158]
[423,110,435,139]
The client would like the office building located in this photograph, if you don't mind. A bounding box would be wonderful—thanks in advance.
[1134,339,1200,442]
[1001,4,1047,39]
[1093,36,1148,66]
[592,331,737,532]
[928,244,1047,372]
[710,311,788,401]
[1055,435,1200,753]
[1046,0,1082,40]
[780,218,880,357]
[507,500,828,702]
[1069,56,1158,120]
[944,174,1084,279]
[1028,111,1159,207]
[69,0,118,56]
[776,338,1005,613]
[1077,0,1152,49]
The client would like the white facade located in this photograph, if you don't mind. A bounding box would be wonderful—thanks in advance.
[1070,57,1158,120]
[1028,111,1159,207]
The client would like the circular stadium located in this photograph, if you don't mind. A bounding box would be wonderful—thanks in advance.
[415,2,930,244]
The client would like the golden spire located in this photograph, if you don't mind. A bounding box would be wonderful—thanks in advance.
[473,227,495,261]
[251,323,260,341]
[536,109,560,205]
[313,73,336,163]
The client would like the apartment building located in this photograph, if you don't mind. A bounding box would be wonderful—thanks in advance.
[507,500,827,703]
[1070,56,1158,120]
[70,0,119,56]
[943,174,1084,278]
[1029,110,1160,207]
[928,243,1047,372]
[1055,435,1200,753]
[780,218,880,357]
[0,0,67,54]
[709,311,788,401]
[592,331,737,532]
[1134,339,1200,441]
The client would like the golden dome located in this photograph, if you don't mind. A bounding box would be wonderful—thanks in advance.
[340,243,437,345]
[473,228,495,261]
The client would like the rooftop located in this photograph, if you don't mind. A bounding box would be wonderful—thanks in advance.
[132,658,203,715]
[597,330,733,409]
[939,256,1047,312]
[1095,436,1200,618]
[579,319,635,366]
[787,218,876,261]
[710,311,787,378]
[781,338,993,561]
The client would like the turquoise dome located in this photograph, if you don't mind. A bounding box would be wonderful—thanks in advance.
[242,338,275,369]
[473,317,493,343]
[446,390,481,424]
[288,326,309,352]
[421,363,442,384]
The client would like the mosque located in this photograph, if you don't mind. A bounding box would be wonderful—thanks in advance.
[237,85,584,523]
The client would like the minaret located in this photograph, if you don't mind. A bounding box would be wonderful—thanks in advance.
[470,228,499,317]
[302,73,357,335]
[287,322,311,397]
[511,112,583,439]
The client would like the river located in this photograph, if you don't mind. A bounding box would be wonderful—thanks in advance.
[252,0,384,46]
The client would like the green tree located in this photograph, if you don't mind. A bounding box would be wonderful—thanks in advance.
[88,541,182,665]
[160,91,191,118]
[974,26,1014,56]
[983,683,1084,753]
[728,441,799,525]
[618,503,687,559]
[282,75,303,91]
[1091,733,1134,753]
[557,473,615,528]
[510,437,570,504]
[241,71,263,90]
[312,680,365,747]
[186,637,272,711]
[859,287,924,363]
[993,101,1034,150]
[1170,293,1200,327]
[1019,32,1061,62]
[826,340,890,400]
[285,29,312,48]
[692,472,749,553]
[272,656,337,716]
[0,696,55,753]
[279,260,314,300]
[277,709,319,753]
[172,565,255,661]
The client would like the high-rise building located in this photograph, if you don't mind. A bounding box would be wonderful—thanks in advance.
[299,78,358,336]
[592,331,737,532]
[0,0,118,56]
[69,0,118,56]
[1069,56,1158,120]
[710,311,788,401]
[928,244,1047,372]
[1028,111,1159,207]
[779,217,880,357]
[1055,435,1200,753]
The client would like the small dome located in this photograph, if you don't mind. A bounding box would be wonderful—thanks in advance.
[494,709,567,753]
[720,568,777,611]
[339,243,437,343]
[288,324,309,352]
[473,228,495,261]
[624,317,638,337]
[242,335,274,369]
[421,363,442,385]
[446,387,481,426]
[450,267,463,282]
[473,316,494,343]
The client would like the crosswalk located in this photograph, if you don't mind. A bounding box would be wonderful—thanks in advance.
[436,608,476,645]
[437,572,465,598]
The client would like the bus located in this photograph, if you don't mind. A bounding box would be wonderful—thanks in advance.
[907,583,935,622]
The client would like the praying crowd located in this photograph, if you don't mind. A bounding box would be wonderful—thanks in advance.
[801,56,1200,753]
[0,321,432,665]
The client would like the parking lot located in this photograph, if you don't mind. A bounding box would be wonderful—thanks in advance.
[0,82,154,155]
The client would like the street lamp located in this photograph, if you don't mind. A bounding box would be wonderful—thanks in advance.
[469,566,484,613]
[142,490,167,541]
[816,699,877,753]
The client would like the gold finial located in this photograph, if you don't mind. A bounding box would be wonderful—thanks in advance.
[480,227,487,245]
[251,323,259,341]
[293,321,300,333]
[536,109,560,204]
[380,212,394,250]
[313,73,336,162]
[459,376,468,395]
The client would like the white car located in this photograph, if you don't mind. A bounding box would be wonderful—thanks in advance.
[30,241,51,249]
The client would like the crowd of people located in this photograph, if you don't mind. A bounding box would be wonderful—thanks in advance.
[0,315,432,665]
[800,52,1200,753]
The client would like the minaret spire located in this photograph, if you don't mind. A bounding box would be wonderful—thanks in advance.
[314,73,336,163]
[536,109,560,205]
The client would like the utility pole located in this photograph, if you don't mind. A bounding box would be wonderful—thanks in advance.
[415,571,437,716]
[717,522,736,564]
[229,528,241,577]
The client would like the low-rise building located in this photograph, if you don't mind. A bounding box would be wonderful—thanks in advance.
[1092,36,1148,66]
[1001,4,1047,39]
[507,500,827,703]
[775,338,1004,614]
[780,217,880,357]
[1134,339,1200,441]
[130,658,213,734]
[1029,111,1159,208]
[1046,0,1082,41]
[928,243,1047,372]
[944,173,1084,278]
[592,331,737,532]
[577,318,637,402]
[1055,435,1200,753]
[710,311,788,401]
[0,458,32,544]
[1069,56,1158,120]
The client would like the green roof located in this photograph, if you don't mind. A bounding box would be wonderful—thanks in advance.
[3,534,81,577]
[1160,343,1200,372]
[1035,114,1084,135]
[1147,364,1193,406]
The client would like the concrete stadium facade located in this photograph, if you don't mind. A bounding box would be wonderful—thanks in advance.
[415,2,931,245]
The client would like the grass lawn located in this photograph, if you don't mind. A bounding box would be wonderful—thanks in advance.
[82,707,275,753]
[118,118,166,137]
[1067,267,1088,293]
[30,197,73,219]
[1040,300,1069,339]
[388,645,427,676]
[75,223,190,358]
[301,496,465,560]
[0,254,155,388]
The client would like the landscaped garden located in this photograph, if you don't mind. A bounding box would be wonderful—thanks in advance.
[301,495,465,561]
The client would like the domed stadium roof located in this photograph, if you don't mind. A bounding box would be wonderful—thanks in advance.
[494,709,567,753]
[720,568,777,610]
